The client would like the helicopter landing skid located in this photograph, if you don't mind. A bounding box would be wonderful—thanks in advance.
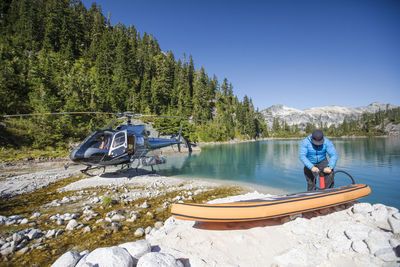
[81,165,106,176]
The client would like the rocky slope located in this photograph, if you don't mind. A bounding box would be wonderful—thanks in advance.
[261,102,398,129]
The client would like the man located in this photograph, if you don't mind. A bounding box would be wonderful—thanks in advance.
[299,129,338,191]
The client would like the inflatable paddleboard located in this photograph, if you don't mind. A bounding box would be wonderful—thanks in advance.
[171,184,371,222]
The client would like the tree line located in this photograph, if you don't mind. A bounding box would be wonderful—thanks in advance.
[0,0,267,149]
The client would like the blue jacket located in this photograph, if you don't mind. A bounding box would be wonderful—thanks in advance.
[299,135,338,170]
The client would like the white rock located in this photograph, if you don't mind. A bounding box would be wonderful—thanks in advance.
[46,230,56,238]
[12,233,24,243]
[27,229,42,240]
[351,240,369,254]
[1,246,14,256]
[75,254,88,267]
[134,228,145,237]
[141,201,150,208]
[370,206,389,222]
[273,248,308,266]
[365,230,391,254]
[61,197,71,203]
[66,219,79,231]
[19,218,29,224]
[392,212,400,220]
[389,238,400,248]
[85,246,134,267]
[145,226,152,234]
[352,203,373,214]
[119,240,151,261]
[137,252,182,267]
[375,248,398,262]
[111,214,125,222]
[83,226,91,233]
[344,224,372,241]
[92,197,100,203]
[388,216,400,234]
[30,212,41,219]
[51,250,82,267]
[154,221,163,229]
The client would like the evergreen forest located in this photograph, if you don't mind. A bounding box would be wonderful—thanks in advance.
[0,0,398,160]
[0,0,268,151]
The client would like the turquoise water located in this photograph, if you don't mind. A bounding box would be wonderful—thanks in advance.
[157,137,400,209]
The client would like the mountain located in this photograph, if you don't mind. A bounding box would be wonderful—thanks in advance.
[261,102,398,129]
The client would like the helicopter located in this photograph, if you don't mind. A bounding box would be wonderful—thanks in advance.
[1,111,195,175]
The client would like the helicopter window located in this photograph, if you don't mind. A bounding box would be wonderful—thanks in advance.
[112,132,126,148]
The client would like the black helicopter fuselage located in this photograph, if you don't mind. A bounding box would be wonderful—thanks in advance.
[69,124,181,167]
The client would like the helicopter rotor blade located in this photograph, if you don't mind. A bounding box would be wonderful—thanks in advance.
[139,114,208,122]
[1,111,116,118]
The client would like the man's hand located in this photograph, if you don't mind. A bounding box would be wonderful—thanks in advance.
[323,167,332,174]
[311,167,319,173]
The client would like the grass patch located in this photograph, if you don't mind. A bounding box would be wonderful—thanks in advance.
[0,147,69,163]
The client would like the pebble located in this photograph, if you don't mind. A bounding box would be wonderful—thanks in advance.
[66,219,79,231]
[141,201,151,208]
[30,212,41,219]
[145,226,152,234]
[83,226,91,233]
[20,218,29,224]
[111,214,125,222]
[154,221,164,229]
[134,228,145,237]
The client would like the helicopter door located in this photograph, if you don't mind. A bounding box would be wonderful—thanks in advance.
[128,135,135,155]
[109,130,128,157]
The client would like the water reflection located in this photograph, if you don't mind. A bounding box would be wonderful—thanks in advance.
[157,138,400,209]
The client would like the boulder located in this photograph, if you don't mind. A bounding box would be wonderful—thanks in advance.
[365,230,391,254]
[352,203,373,214]
[375,248,398,262]
[119,240,151,261]
[137,252,183,267]
[344,224,372,241]
[85,246,134,267]
[51,250,82,267]
[351,240,369,254]
[388,216,400,234]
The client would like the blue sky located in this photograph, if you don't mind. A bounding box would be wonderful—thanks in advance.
[82,0,400,110]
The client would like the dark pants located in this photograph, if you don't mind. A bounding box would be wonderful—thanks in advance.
[304,159,334,191]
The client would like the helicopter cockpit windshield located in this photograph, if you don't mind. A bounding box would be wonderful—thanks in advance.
[88,132,112,150]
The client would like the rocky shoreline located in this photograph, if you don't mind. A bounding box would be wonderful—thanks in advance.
[49,198,400,267]
[1,160,399,266]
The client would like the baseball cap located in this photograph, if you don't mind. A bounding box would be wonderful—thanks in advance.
[311,129,324,146]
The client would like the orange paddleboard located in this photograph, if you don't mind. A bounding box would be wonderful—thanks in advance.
[171,184,371,222]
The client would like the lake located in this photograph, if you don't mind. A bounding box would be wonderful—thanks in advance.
[157,137,400,209]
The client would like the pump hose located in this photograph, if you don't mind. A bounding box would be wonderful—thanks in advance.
[333,170,355,185]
